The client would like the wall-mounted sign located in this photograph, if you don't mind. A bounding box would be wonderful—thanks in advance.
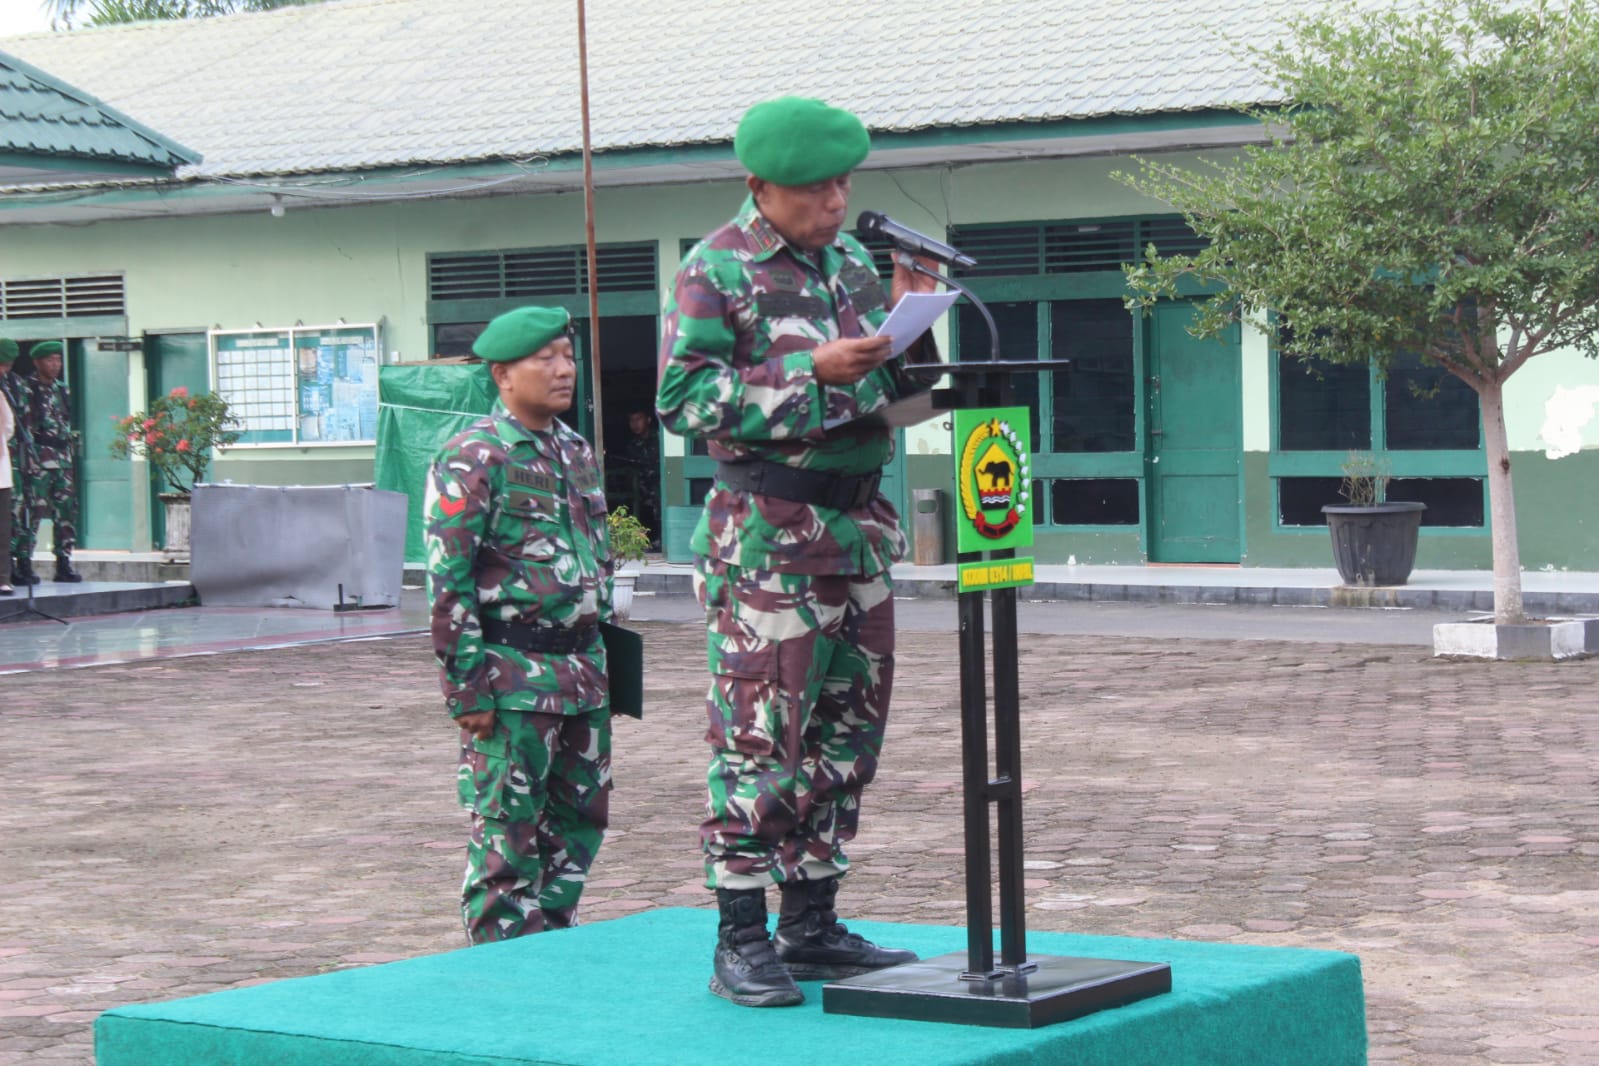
[97,338,142,352]
[210,323,382,446]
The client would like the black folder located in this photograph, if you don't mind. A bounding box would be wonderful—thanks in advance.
[599,620,644,719]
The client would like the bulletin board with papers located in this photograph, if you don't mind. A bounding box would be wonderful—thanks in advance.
[211,323,383,446]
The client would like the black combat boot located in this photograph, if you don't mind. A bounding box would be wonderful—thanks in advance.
[12,557,40,586]
[710,888,804,1008]
[774,876,919,980]
[53,554,83,583]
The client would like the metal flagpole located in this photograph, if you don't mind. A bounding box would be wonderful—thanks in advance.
[576,0,605,468]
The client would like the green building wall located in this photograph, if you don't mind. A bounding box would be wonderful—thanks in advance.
[5,148,1598,567]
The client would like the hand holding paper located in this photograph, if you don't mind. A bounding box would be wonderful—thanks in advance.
[876,291,961,356]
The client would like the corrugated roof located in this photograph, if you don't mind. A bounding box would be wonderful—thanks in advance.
[0,0,1292,180]
[0,48,197,170]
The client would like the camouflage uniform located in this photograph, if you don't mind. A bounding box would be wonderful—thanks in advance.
[657,194,932,891]
[425,401,614,942]
[1,371,31,571]
[22,376,77,564]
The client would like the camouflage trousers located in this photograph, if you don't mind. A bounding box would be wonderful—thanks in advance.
[22,463,75,556]
[458,707,612,944]
[9,460,34,561]
[693,559,896,890]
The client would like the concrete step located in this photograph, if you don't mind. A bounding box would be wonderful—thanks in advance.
[0,580,193,624]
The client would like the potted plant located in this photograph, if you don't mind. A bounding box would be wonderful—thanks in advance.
[1320,451,1426,586]
[606,505,651,621]
[109,387,242,561]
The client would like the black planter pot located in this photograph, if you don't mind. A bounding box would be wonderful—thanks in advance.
[1321,502,1427,586]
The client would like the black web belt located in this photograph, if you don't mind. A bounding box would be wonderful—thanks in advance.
[481,618,598,655]
[716,460,880,511]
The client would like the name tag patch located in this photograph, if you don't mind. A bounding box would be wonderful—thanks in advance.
[507,468,558,493]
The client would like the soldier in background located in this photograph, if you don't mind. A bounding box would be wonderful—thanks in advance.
[613,409,661,544]
[0,340,17,596]
[657,96,940,1008]
[1,340,36,588]
[20,341,80,584]
[425,305,616,943]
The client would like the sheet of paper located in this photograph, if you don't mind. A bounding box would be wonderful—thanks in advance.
[875,290,961,356]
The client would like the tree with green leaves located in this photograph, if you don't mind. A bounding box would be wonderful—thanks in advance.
[1120,0,1599,624]
[45,0,321,29]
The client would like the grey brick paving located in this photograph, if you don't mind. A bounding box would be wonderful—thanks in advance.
[1,620,1596,1063]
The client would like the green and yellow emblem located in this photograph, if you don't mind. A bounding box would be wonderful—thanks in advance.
[953,407,1034,554]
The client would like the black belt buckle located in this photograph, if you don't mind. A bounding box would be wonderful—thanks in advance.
[854,473,880,509]
[831,472,879,510]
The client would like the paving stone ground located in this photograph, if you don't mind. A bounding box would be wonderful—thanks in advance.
[1,617,1596,1064]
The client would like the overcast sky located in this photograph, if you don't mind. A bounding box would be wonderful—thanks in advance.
[0,2,56,39]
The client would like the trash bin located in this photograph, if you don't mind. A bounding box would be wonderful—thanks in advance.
[912,488,944,566]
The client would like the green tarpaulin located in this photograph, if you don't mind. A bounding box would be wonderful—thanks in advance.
[373,363,496,564]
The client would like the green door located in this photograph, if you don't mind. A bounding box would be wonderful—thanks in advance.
[70,338,133,549]
[567,319,597,445]
[146,332,211,544]
[1145,301,1242,562]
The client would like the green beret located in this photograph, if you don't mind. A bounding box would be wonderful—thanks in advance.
[472,306,572,363]
[735,97,869,186]
[31,340,62,358]
[0,338,16,362]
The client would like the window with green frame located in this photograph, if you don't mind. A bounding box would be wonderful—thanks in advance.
[945,216,1201,527]
[1274,346,1485,527]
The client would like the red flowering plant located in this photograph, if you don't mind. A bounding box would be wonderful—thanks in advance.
[108,387,243,497]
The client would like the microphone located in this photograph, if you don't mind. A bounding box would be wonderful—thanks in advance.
[856,211,977,270]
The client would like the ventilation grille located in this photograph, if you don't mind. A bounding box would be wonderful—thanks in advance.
[429,243,657,301]
[949,217,1208,278]
[0,275,125,320]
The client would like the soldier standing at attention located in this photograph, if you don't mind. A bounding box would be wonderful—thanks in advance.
[0,340,16,596]
[1,342,31,591]
[22,341,81,584]
[425,305,615,943]
[1,341,34,588]
[657,96,941,1007]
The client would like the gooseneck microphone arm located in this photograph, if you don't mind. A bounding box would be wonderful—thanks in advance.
[891,252,1000,366]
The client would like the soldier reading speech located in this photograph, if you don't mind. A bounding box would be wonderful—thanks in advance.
[657,96,941,1007]
[425,305,616,943]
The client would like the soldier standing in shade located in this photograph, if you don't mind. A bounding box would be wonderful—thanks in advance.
[657,96,940,1007]
[2,340,36,588]
[426,305,616,943]
[21,341,81,584]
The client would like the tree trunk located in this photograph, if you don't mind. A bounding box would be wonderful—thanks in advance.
[1478,380,1525,623]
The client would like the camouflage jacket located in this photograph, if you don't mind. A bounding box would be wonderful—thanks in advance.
[0,372,30,466]
[657,195,932,576]
[425,403,613,718]
[26,378,74,469]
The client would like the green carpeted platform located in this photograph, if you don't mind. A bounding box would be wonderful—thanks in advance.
[95,908,1366,1066]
